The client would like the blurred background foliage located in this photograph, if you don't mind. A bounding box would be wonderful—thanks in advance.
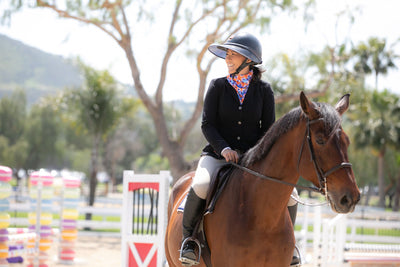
[0,0,399,210]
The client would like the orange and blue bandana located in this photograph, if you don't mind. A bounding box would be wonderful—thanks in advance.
[227,70,253,104]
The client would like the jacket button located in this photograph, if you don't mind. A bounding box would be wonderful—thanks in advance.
[237,136,241,140]
[238,121,242,125]
[238,106,242,110]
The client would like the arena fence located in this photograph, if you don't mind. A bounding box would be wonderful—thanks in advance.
[295,205,400,266]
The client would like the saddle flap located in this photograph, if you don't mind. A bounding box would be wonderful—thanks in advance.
[205,164,233,215]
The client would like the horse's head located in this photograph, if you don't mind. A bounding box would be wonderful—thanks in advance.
[298,92,360,213]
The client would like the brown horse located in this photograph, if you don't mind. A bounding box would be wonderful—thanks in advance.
[165,92,360,267]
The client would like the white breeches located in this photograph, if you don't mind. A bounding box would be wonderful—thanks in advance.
[192,156,228,199]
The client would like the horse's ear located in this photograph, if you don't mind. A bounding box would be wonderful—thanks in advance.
[300,91,319,119]
[335,94,350,116]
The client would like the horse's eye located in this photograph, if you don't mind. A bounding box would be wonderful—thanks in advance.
[316,136,325,145]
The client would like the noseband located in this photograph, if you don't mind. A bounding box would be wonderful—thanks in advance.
[297,117,352,195]
[231,116,353,195]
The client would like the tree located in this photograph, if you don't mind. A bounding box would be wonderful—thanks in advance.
[352,37,398,90]
[0,136,28,171]
[351,37,399,207]
[66,64,133,212]
[0,89,29,176]
[24,96,64,169]
[3,0,326,183]
[351,90,399,208]
[0,89,26,145]
[102,97,140,191]
[391,98,400,211]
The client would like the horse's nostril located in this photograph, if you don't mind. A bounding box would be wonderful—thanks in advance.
[340,194,350,207]
[356,193,361,204]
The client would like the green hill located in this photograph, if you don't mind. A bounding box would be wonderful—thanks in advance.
[0,34,82,105]
[0,34,194,113]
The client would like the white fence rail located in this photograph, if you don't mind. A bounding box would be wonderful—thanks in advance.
[295,205,400,266]
[9,197,123,233]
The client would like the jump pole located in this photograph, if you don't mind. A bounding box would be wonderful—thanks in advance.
[121,170,170,267]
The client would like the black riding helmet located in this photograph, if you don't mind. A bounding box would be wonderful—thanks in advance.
[208,32,262,76]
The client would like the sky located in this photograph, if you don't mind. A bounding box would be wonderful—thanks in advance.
[0,0,399,102]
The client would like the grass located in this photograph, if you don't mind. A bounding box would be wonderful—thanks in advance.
[294,225,400,238]
[9,210,158,234]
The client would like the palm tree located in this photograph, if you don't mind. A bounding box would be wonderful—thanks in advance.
[352,37,398,89]
[352,90,399,207]
[392,98,400,211]
[351,38,399,208]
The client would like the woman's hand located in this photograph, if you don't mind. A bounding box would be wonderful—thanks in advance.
[221,148,239,163]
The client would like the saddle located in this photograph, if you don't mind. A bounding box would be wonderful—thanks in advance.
[205,164,234,214]
[192,164,234,267]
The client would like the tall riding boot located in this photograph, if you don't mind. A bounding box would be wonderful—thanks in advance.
[180,187,206,265]
[288,203,300,266]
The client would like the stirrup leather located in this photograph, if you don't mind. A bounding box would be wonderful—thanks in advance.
[179,237,201,266]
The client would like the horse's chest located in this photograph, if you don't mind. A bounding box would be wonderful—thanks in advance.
[212,242,292,267]
[213,219,293,266]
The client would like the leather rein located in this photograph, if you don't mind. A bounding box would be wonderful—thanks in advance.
[231,117,353,195]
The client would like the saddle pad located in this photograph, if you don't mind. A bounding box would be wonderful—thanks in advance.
[177,195,187,213]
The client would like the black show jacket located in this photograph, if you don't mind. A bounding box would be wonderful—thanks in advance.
[201,77,275,158]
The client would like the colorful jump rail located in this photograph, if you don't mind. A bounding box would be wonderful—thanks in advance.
[121,170,170,267]
[59,176,81,264]
[0,166,12,267]
[27,169,55,267]
[0,166,59,267]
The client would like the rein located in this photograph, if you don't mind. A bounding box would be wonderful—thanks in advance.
[230,162,322,194]
[230,117,353,197]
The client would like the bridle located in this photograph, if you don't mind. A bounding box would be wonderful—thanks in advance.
[297,117,353,195]
[231,116,353,196]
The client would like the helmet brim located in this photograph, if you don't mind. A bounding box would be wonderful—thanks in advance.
[208,43,262,64]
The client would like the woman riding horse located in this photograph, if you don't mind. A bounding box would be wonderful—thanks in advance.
[180,32,300,266]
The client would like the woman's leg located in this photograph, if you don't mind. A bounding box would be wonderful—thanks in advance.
[288,188,300,265]
[191,156,227,199]
[180,156,226,264]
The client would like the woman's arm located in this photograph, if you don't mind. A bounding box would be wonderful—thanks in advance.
[201,79,230,155]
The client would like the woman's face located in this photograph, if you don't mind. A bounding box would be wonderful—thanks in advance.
[225,49,250,75]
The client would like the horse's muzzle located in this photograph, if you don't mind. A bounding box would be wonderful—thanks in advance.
[328,190,360,214]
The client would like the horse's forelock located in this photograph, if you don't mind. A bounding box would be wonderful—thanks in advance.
[319,104,342,135]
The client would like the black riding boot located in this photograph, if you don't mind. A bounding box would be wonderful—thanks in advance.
[180,187,206,265]
[288,203,300,266]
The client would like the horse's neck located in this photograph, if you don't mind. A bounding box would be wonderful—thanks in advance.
[251,125,303,185]
[235,126,303,228]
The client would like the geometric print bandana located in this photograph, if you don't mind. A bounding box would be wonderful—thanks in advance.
[227,70,253,104]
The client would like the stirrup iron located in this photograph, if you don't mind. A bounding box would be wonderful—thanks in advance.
[290,244,302,266]
[179,237,201,266]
